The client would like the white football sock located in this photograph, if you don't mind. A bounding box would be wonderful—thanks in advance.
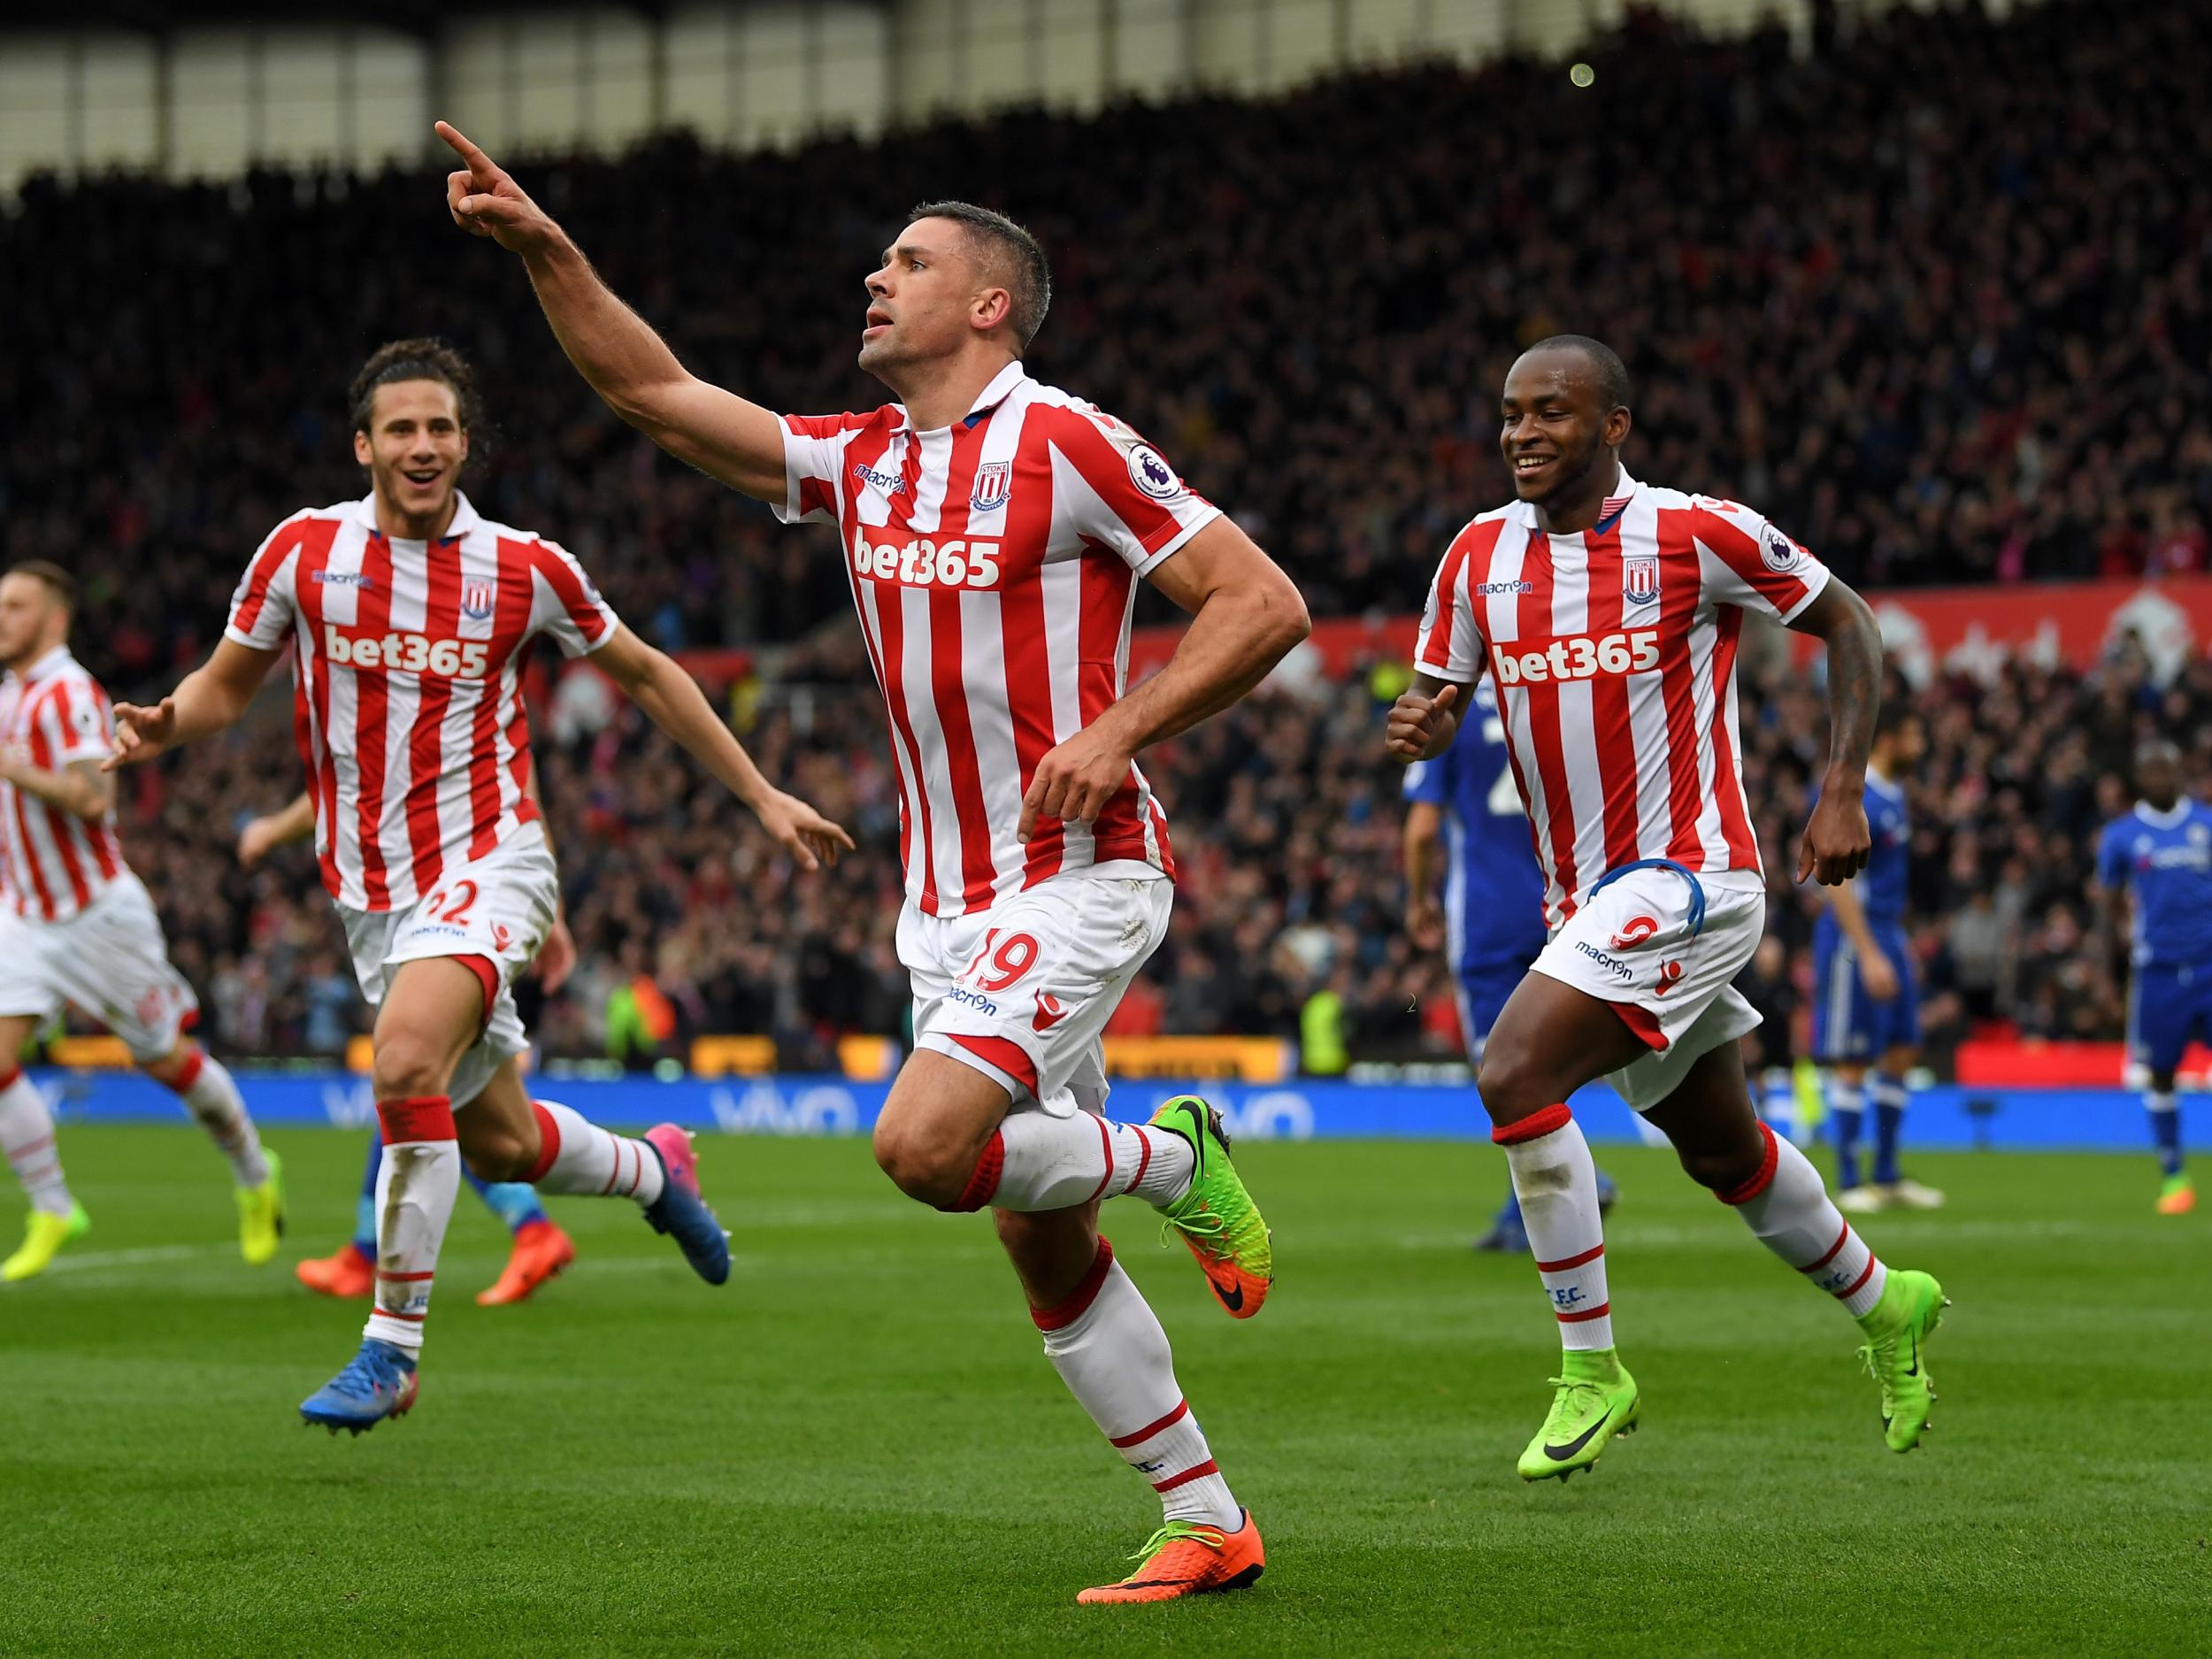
[955,1115,1194,1212]
[526,1099,665,1206]
[1495,1105,1614,1352]
[363,1096,459,1356]
[0,1066,73,1217]
[1035,1240,1240,1530]
[168,1049,269,1187]
[1723,1122,1889,1320]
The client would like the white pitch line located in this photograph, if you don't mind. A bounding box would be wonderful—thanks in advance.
[30,1241,232,1275]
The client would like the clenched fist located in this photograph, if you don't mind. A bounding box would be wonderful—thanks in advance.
[1384,682,1462,764]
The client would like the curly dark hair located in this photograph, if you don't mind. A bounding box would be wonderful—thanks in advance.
[348,338,486,454]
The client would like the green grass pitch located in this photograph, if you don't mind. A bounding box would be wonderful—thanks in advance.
[1,1127,2204,1657]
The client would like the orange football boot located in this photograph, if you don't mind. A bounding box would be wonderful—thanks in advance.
[477,1218,577,1306]
[1077,1512,1265,1605]
[295,1240,374,1299]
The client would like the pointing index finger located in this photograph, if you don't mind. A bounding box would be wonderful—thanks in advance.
[434,120,496,173]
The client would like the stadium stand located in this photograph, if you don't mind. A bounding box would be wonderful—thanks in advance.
[2,0,2208,1067]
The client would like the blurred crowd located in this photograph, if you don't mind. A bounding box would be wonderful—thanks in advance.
[4,0,2208,662]
[108,624,2212,1075]
[5,0,2210,1070]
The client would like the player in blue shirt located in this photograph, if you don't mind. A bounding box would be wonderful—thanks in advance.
[1402,679,1615,1252]
[1809,703,1943,1212]
[2094,739,2205,1216]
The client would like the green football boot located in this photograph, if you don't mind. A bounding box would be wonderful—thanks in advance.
[1151,1096,1273,1318]
[1518,1349,1640,1482]
[1855,1268,1948,1452]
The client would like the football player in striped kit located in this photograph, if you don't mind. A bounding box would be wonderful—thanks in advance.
[238,789,580,1305]
[109,338,853,1429]
[0,561,283,1281]
[1389,336,1948,1480]
[439,120,1310,1601]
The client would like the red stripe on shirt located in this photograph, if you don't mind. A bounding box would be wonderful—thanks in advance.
[1580,521,1642,873]
[403,540,466,896]
[1517,533,1580,914]
[471,539,537,859]
[291,527,344,897]
[8,687,57,919]
[1419,536,1474,671]
[230,514,310,636]
[1077,549,1150,864]
[529,541,611,648]
[1653,511,1709,865]
[351,534,398,910]
[929,419,1002,912]
[1707,607,1759,865]
[1693,503,1814,617]
[27,687,91,913]
[873,583,941,916]
[996,445,1065,889]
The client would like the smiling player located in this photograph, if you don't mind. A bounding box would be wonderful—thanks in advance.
[438,121,1310,1601]
[1387,335,1949,1479]
[110,338,852,1428]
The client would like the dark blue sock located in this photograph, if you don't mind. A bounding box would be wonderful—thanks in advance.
[352,1134,381,1256]
[1870,1074,1909,1187]
[2147,1092,2184,1179]
[1495,1184,1523,1226]
[1829,1081,1864,1189]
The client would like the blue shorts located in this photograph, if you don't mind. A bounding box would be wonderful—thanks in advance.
[1809,914,1919,1062]
[2127,960,2212,1074]
[1455,964,1526,1062]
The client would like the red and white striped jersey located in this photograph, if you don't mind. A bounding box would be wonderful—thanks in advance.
[777,362,1217,918]
[0,648,131,922]
[225,491,618,913]
[1413,468,1830,929]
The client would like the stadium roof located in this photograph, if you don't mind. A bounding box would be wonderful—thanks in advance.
[2,1,882,34]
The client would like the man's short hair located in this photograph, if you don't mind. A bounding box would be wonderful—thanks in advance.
[6,560,76,611]
[349,337,484,438]
[1527,334,1633,412]
[1875,702,1918,741]
[909,200,1052,351]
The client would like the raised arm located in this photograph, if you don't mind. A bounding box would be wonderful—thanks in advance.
[1786,578,1882,886]
[436,121,787,502]
[106,638,284,772]
[1014,517,1310,842]
[590,625,856,872]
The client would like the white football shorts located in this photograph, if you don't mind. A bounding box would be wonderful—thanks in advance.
[0,872,199,1062]
[901,869,1172,1118]
[340,823,560,1109]
[1531,860,1766,1112]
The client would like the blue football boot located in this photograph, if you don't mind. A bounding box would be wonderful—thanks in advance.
[300,1338,419,1435]
[641,1125,730,1286]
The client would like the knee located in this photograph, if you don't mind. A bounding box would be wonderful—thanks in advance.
[138,1043,192,1089]
[1476,1037,1550,1128]
[372,1033,454,1104]
[872,1116,974,1210]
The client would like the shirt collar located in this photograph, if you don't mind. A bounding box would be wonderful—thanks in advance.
[13,645,72,685]
[2136,798,2192,829]
[353,489,480,541]
[899,361,1029,434]
[1513,463,1640,532]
